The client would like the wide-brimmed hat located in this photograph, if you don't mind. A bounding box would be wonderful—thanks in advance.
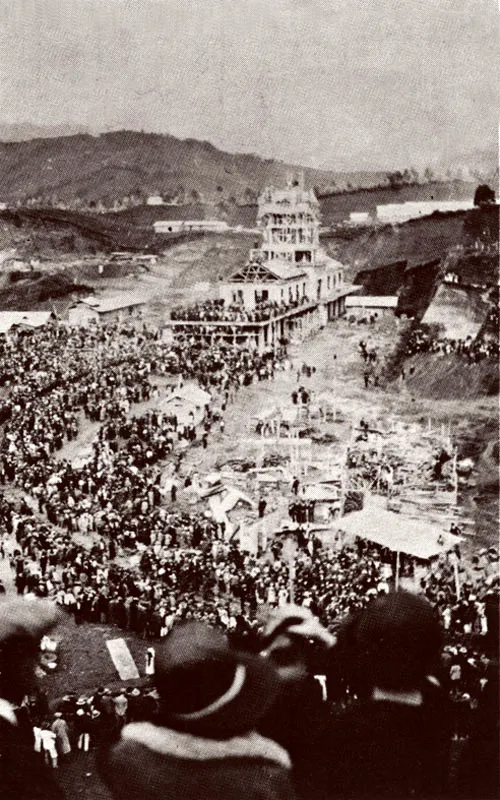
[0,597,62,646]
[155,621,280,738]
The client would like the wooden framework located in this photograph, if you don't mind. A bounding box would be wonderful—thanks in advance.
[229,262,281,283]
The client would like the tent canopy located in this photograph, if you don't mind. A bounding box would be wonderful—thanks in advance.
[165,385,211,407]
[303,483,340,502]
[339,506,462,561]
[0,311,53,334]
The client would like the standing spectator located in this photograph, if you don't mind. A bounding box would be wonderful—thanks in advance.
[113,690,128,731]
[75,708,92,752]
[327,592,451,799]
[0,596,64,800]
[258,605,336,800]
[145,647,156,676]
[40,725,59,769]
[50,712,71,760]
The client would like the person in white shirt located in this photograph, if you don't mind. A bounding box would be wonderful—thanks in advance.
[40,727,58,768]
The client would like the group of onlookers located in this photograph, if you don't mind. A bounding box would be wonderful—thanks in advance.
[171,297,311,324]
[1,591,498,799]
[405,326,498,362]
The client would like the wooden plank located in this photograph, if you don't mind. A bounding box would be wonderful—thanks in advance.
[106,638,140,681]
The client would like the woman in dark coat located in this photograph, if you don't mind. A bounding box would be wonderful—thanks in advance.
[99,621,295,800]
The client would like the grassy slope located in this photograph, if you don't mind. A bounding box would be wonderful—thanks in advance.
[320,180,475,223]
[0,130,388,203]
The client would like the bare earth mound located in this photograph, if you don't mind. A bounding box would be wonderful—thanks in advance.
[404,354,498,400]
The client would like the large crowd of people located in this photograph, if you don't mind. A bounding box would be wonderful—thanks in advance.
[0,316,497,799]
[1,590,498,799]
[171,296,312,324]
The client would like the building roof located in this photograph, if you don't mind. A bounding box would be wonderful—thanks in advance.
[166,385,212,407]
[339,506,462,561]
[302,483,340,501]
[77,294,147,314]
[0,311,53,334]
[227,260,306,283]
[345,295,399,308]
[267,260,308,280]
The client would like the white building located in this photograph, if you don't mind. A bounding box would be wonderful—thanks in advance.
[345,295,399,317]
[68,294,147,326]
[348,211,372,225]
[153,219,229,234]
[377,200,474,224]
[147,195,165,206]
[165,182,353,351]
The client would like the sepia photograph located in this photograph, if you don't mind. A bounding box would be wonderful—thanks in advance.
[0,1,498,798]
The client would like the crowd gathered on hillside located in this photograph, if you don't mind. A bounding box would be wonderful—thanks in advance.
[0,318,497,799]
[405,326,499,362]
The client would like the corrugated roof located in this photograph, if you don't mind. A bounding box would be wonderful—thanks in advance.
[0,311,53,334]
[346,296,398,308]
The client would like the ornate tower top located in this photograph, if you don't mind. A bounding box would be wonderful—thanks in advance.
[256,185,320,266]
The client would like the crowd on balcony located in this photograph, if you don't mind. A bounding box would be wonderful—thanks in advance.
[170,297,312,324]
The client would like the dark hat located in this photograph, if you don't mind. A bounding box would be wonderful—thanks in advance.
[0,597,62,646]
[347,591,443,691]
[155,621,280,738]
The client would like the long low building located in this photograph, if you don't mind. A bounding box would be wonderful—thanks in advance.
[377,200,474,224]
[68,294,147,326]
[153,219,229,234]
[345,295,399,316]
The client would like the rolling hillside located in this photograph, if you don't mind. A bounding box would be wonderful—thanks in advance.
[0,130,389,206]
[327,206,499,274]
[0,207,199,257]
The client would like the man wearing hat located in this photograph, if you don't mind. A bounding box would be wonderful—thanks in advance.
[327,591,452,798]
[0,596,64,800]
[99,620,295,800]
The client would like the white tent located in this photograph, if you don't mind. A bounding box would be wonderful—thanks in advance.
[167,385,211,407]
[338,506,462,561]
[0,311,53,334]
[302,483,340,502]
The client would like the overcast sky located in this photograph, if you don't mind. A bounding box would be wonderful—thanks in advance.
[0,0,496,170]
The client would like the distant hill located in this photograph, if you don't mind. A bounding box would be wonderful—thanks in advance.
[0,130,389,206]
[0,122,89,143]
[0,207,195,258]
[327,206,499,273]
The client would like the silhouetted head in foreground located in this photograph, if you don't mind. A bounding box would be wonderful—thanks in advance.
[338,591,443,695]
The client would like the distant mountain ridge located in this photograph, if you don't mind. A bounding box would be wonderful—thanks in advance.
[0,122,90,142]
[0,129,397,207]
[0,129,495,209]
